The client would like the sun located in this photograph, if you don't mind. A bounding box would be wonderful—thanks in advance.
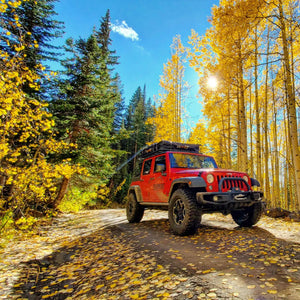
[207,76,218,90]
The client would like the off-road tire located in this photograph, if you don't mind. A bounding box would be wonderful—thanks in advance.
[231,202,264,227]
[126,193,144,223]
[168,189,200,236]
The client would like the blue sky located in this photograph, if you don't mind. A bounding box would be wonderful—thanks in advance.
[54,0,219,128]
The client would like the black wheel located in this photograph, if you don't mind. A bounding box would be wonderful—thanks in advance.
[231,202,264,227]
[168,189,200,236]
[126,193,144,223]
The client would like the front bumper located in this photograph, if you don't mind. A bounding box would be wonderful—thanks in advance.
[196,191,265,214]
[196,190,264,207]
[196,176,264,208]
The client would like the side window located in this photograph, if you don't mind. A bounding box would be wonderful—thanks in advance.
[142,159,152,175]
[132,159,143,180]
[169,153,178,168]
[154,155,166,173]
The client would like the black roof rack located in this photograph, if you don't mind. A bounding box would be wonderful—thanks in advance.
[140,140,200,158]
[115,140,201,172]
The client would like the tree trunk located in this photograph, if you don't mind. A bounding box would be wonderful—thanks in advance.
[53,176,70,209]
[254,27,262,184]
[249,79,254,177]
[238,46,247,173]
[278,0,300,209]
[263,29,270,202]
[272,86,280,207]
[227,89,232,169]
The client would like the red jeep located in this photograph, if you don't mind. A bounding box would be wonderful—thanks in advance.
[126,141,264,235]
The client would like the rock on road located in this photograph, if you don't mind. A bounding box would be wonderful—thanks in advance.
[0,209,299,299]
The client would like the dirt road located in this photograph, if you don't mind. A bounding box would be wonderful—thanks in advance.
[1,209,299,299]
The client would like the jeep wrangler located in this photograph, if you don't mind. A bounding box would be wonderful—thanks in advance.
[126,141,264,236]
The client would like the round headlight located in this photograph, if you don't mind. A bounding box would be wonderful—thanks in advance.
[207,173,214,184]
[243,175,248,183]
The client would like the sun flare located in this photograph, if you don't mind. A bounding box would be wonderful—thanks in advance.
[207,76,218,90]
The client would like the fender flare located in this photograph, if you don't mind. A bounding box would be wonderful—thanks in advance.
[250,178,261,187]
[169,177,207,200]
[128,185,143,203]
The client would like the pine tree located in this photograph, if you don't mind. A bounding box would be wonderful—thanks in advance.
[50,11,122,205]
[112,75,125,133]
[125,86,154,154]
[110,85,154,204]
[95,10,118,67]
[0,0,85,216]
[0,0,64,98]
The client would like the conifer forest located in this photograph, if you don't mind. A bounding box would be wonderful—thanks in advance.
[1,0,300,231]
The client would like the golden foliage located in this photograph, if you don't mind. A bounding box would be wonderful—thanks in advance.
[187,0,300,210]
[58,186,98,213]
[148,36,188,143]
[4,210,300,299]
[0,0,86,218]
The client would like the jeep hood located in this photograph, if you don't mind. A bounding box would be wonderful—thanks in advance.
[174,169,248,177]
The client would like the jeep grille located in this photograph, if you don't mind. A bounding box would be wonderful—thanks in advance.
[217,175,249,192]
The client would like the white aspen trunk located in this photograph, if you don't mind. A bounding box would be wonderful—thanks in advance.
[264,29,270,202]
[272,86,280,207]
[227,89,232,169]
[238,47,248,173]
[255,28,262,184]
[278,0,300,210]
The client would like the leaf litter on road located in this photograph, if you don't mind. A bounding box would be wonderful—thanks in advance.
[0,209,300,300]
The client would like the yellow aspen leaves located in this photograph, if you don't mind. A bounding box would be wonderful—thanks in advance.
[148,36,188,143]
[186,0,300,209]
[247,285,256,289]
[0,0,87,214]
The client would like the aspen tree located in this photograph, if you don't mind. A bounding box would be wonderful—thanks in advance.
[189,0,263,172]
[271,84,280,207]
[0,0,86,217]
[254,27,262,184]
[188,29,234,167]
[149,36,187,143]
[187,0,300,211]
[263,28,271,202]
[277,0,300,209]
[188,121,209,154]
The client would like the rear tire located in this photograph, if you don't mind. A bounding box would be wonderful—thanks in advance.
[168,189,200,236]
[126,193,144,223]
[231,202,264,227]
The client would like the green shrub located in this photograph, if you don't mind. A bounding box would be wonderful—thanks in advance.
[0,210,14,232]
[58,186,97,213]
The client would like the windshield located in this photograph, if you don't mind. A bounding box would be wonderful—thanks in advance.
[169,153,217,169]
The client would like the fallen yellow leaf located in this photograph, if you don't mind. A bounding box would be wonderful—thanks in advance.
[247,285,256,289]
[287,268,298,273]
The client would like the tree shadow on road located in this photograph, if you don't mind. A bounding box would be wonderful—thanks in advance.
[12,218,300,300]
